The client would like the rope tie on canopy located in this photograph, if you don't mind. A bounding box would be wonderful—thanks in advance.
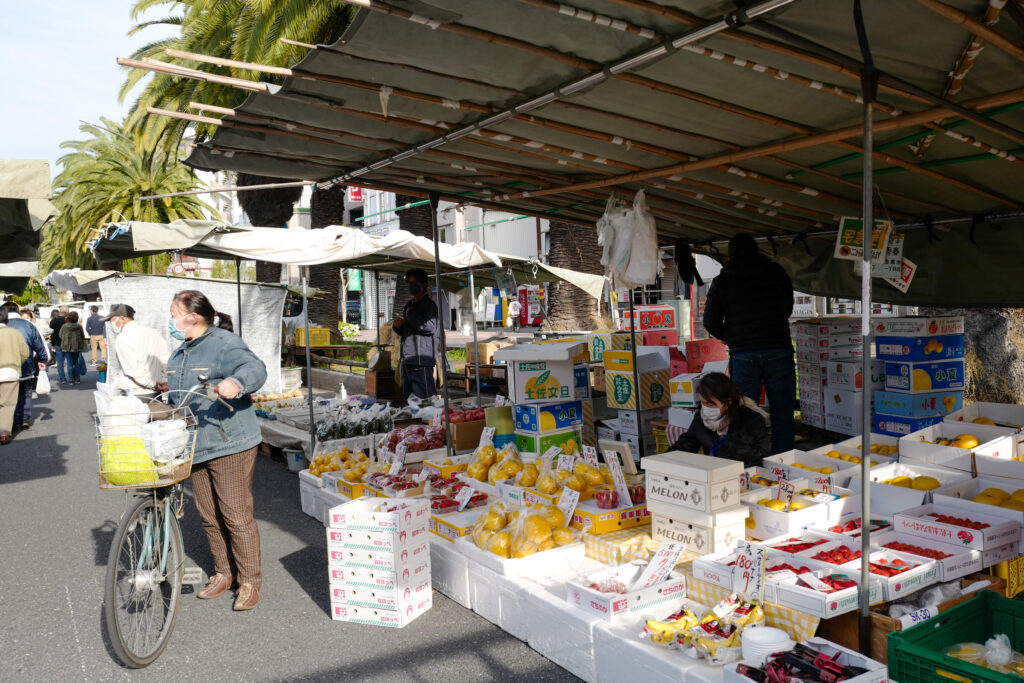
[924,216,940,244]
[793,231,812,255]
[766,233,779,257]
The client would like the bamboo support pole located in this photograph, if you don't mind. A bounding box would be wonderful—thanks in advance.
[914,0,1024,62]
[117,57,269,92]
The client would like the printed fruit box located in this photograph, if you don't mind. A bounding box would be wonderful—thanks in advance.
[621,304,677,331]
[421,453,475,480]
[327,541,431,573]
[899,421,1017,462]
[797,347,863,363]
[494,341,589,404]
[603,349,671,411]
[570,500,650,535]
[894,503,1021,551]
[684,338,729,372]
[330,595,432,627]
[514,400,583,434]
[838,549,939,602]
[642,451,743,513]
[647,498,748,554]
[588,330,640,363]
[746,532,832,558]
[326,524,430,555]
[810,513,893,540]
[870,529,1014,582]
[872,315,964,337]
[514,427,582,458]
[774,567,883,619]
[873,413,943,438]
[825,359,885,391]
[566,568,687,621]
[793,318,862,338]
[883,359,965,393]
[930,489,1024,554]
[945,401,1024,456]
[762,449,859,491]
[875,334,965,362]
[740,490,829,541]
[873,390,964,418]
[330,576,432,611]
[327,497,430,532]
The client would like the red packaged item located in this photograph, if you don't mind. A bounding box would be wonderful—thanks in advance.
[882,541,951,560]
[811,545,862,565]
[927,513,990,530]
[595,487,619,509]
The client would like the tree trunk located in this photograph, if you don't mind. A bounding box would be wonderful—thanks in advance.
[236,173,304,285]
[544,221,604,331]
[392,193,434,316]
[308,184,347,331]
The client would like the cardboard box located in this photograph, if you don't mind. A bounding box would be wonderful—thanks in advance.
[895,502,1022,551]
[580,398,597,449]
[795,333,863,350]
[797,347,864,363]
[364,369,398,398]
[840,549,939,601]
[847,462,973,514]
[875,334,965,362]
[588,330,641,363]
[595,419,619,442]
[670,372,700,407]
[741,490,830,541]
[792,318,862,338]
[825,359,885,391]
[646,498,749,554]
[899,421,1017,462]
[514,427,583,457]
[667,407,695,431]
[429,508,486,543]
[884,359,966,393]
[326,524,430,555]
[641,329,679,347]
[945,401,1024,455]
[327,496,430,531]
[874,390,964,418]
[327,541,431,573]
[514,400,583,434]
[494,341,589,404]
[825,389,864,436]
[872,315,964,337]
[762,449,860,490]
[330,595,432,627]
[617,408,667,436]
[421,453,474,480]
[566,569,686,621]
[621,304,677,331]
[582,525,656,565]
[774,568,883,619]
[329,576,433,611]
[466,340,512,366]
[800,387,824,404]
[570,501,650,535]
[684,338,728,372]
[642,451,743,513]
[874,413,943,437]
[603,349,671,411]
[620,431,657,461]
[322,473,366,501]
[871,529,1015,582]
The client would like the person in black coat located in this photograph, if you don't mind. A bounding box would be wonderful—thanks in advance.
[670,372,771,468]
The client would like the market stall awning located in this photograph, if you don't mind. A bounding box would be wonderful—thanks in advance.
[0,159,56,292]
[42,269,118,296]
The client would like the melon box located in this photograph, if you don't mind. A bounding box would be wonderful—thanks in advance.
[641,451,743,513]
[647,498,748,555]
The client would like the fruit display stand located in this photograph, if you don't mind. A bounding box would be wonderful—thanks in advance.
[945,401,1024,454]
[898,421,1018,464]
[761,450,860,490]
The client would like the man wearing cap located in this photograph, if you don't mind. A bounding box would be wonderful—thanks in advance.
[105,304,170,397]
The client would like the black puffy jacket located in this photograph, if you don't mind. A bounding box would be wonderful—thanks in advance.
[670,405,771,468]
[703,251,793,352]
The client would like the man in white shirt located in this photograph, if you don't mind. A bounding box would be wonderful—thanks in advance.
[103,304,170,396]
[506,298,522,332]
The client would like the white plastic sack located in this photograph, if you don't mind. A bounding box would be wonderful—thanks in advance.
[36,372,50,396]
[142,419,189,463]
[96,393,149,438]
[596,190,661,289]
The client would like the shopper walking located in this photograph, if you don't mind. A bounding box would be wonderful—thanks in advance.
[393,268,440,401]
[19,309,50,400]
[703,232,796,454]
[0,307,30,445]
[86,305,107,365]
[58,311,87,385]
[0,302,46,431]
[162,290,267,611]
[506,298,522,332]
[49,307,69,383]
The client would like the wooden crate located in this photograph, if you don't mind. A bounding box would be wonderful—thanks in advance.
[365,369,397,398]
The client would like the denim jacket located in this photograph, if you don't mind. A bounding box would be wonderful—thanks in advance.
[166,326,267,465]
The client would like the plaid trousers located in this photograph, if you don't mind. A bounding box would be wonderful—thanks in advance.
[190,446,261,587]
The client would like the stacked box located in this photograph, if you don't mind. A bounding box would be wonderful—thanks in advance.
[641,452,748,554]
[580,398,596,448]
[588,330,641,363]
[604,347,671,460]
[793,318,864,431]
[326,498,433,627]
[873,316,965,436]
[493,341,590,404]
[513,399,584,456]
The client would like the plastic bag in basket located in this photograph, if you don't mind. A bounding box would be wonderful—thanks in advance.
[142,419,189,464]
[533,456,563,496]
[488,449,523,486]
[946,635,1024,675]
[96,393,149,438]
[100,436,158,486]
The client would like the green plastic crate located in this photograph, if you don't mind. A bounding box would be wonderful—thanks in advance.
[889,590,1024,682]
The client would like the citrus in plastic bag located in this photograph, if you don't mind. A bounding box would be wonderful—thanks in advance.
[100,436,158,486]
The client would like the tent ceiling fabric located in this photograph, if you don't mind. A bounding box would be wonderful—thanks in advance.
[174,0,1024,304]
[0,159,55,293]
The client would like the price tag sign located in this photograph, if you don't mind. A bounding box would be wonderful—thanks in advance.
[544,446,564,462]
[556,487,581,520]
[455,486,476,512]
[777,479,796,506]
[798,573,833,593]
[494,395,508,407]
[898,604,939,630]
[557,453,576,472]
[413,469,430,484]
[581,445,599,468]
[732,544,767,601]
[635,543,686,589]
[739,471,750,493]
[389,444,407,475]
[603,449,633,507]
[480,427,496,446]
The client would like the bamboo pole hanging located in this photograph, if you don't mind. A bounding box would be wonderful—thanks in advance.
[914,0,1024,62]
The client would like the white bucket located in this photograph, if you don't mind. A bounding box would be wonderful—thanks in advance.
[283,447,306,472]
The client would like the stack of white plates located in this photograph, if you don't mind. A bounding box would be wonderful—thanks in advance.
[741,626,795,664]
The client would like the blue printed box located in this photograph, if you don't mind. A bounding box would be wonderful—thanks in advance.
[874,334,965,362]
[883,360,966,394]
[873,390,964,418]
[514,400,584,434]
[874,413,944,437]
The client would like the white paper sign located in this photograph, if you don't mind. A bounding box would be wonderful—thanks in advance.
[603,449,633,507]
[388,444,407,475]
[413,469,429,483]
[581,445,599,468]
[777,479,796,505]
[885,256,918,293]
[557,487,581,520]
[854,233,903,279]
[898,604,938,630]
[732,544,767,600]
[480,427,496,446]
[494,395,508,407]
[798,573,833,593]
[455,485,475,512]
[635,543,686,589]
[557,453,576,471]
[739,471,750,493]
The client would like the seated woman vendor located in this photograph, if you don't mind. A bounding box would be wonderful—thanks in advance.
[670,372,770,467]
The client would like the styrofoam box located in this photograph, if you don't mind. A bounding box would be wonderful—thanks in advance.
[945,401,1024,453]
[895,501,1022,551]
[330,595,432,627]
[647,498,748,554]
[774,567,883,618]
[452,535,583,577]
[809,513,894,540]
[525,578,603,682]
[899,421,1018,463]
[327,541,430,573]
[725,637,887,683]
[839,548,939,601]
[428,538,471,609]
[846,461,972,514]
[566,570,687,621]
[299,467,327,489]
[317,488,347,527]
[800,488,863,527]
[641,451,744,513]
[467,559,504,626]
[741,491,829,541]
[300,473,321,519]
[762,449,860,490]
[871,529,1016,582]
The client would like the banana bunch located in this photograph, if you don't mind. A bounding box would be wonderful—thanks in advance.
[643,609,698,645]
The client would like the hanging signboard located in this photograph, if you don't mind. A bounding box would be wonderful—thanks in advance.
[885,257,918,294]
[853,234,903,279]
[834,217,892,263]
[347,186,363,202]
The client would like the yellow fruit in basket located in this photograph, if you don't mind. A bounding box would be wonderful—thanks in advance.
[556,470,572,483]
[537,474,559,494]
[552,526,577,546]
[579,486,594,501]
[543,505,566,528]
[511,537,538,558]
[476,445,497,466]
[538,538,556,551]
[343,469,361,483]
[982,487,1010,502]
[482,509,507,531]
[524,515,552,544]
[472,527,494,548]
[467,461,489,482]
[486,531,512,558]
[503,459,524,477]
[973,417,996,426]
[973,493,1002,506]
[601,466,613,485]
[518,463,539,487]
[912,476,941,491]
[887,476,913,488]
[565,474,586,492]
[1002,500,1024,512]
[758,499,786,511]
[953,434,979,449]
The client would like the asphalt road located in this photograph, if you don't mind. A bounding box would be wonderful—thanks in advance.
[0,366,579,682]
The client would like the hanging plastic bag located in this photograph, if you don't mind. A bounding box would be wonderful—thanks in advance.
[36,372,51,396]
[596,190,662,289]
[623,190,662,287]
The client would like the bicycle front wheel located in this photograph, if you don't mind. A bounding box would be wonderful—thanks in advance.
[104,493,184,668]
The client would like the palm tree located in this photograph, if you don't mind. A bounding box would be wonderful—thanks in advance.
[308,185,347,329]
[41,118,214,272]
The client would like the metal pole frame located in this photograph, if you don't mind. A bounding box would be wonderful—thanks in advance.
[235,257,243,337]
[627,289,642,465]
[302,267,316,457]
[469,269,482,406]
[429,192,456,460]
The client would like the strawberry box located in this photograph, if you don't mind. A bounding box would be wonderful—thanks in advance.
[894,503,1021,551]
[810,514,893,540]
[838,549,938,601]
[749,532,832,557]
[797,538,872,567]
[565,567,687,621]
[869,529,1008,582]
[774,567,883,618]
[934,477,1024,552]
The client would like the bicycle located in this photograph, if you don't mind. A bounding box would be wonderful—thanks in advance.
[99,379,233,668]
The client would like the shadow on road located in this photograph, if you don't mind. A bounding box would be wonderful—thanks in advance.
[0,434,68,484]
[280,546,330,617]
[91,519,118,566]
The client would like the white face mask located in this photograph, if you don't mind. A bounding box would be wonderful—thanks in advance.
[701,403,727,431]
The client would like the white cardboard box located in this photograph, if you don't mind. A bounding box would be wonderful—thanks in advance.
[870,529,1014,581]
[934,477,1024,552]
[741,491,830,541]
[899,421,1018,462]
[494,340,589,404]
[825,359,885,392]
[872,315,964,337]
[329,577,432,611]
[326,523,430,555]
[330,595,432,627]
[641,451,744,513]
[774,567,883,618]
[327,560,431,591]
[846,462,973,514]
[327,540,430,573]
[824,389,865,436]
[566,568,687,621]
[839,548,939,601]
[327,496,431,532]
[724,637,887,683]
[617,407,667,436]
[945,401,1024,454]
[762,449,860,490]
[894,502,1021,551]
[647,498,748,554]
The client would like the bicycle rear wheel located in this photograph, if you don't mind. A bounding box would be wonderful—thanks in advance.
[104,493,183,668]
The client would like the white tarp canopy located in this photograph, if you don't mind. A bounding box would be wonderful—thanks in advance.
[1,159,57,292]
[42,268,118,296]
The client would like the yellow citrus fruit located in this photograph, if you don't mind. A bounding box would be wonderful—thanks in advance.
[888,476,913,488]
[745,515,756,530]
[982,488,1010,502]
[543,505,566,528]
[787,501,804,512]
[1001,500,1024,511]
[825,450,841,459]
[482,509,507,531]
[579,486,594,501]
[477,444,497,464]
[487,531,512,558]
[467,461,489,482]
[973,417,996,426]
[552,526,577,546]
[523,515,552,544]
[517,463,539,487]
[582,467,604,487]
[503,459,524,476]
[869,444,881,454]
[538,538,556,551]
[537,474,559,494]
[953,434,979,449]
[473,527,494,548]
[758,499,786,511]
[973,493,1002,506]
[511,536,538,558]
[565,474,586,492]
[912,476,941,491]
[601,467,613,485]
[1011,489,1024,504]
[556,470,572,483]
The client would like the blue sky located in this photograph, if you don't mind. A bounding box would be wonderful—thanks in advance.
[1,1,162,176]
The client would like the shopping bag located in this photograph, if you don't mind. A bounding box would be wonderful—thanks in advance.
[36,372,51,396]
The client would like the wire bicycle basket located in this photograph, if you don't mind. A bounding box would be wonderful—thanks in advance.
[96,404,197,491]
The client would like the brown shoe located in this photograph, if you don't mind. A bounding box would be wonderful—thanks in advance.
[198,572,232,599]
[233,583,260,611]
